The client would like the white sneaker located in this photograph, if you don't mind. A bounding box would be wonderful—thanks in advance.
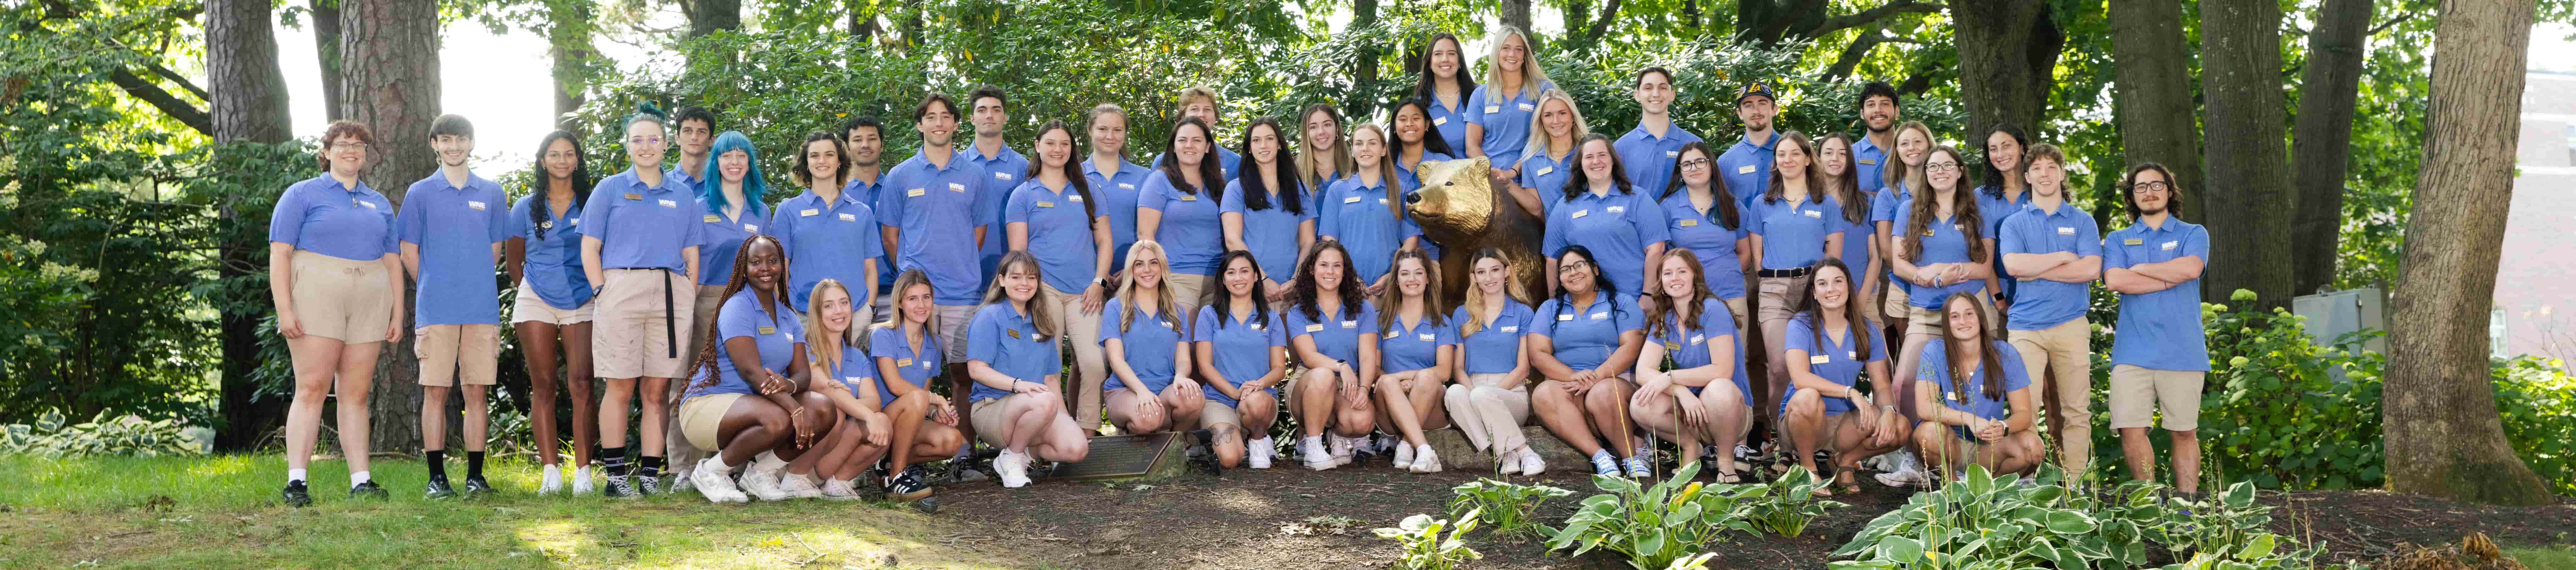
[1517,448,1547,475]
[739,467,792,501]
[1247,437,1274,469]
[820,478,863,501]
[1328,435,1355,466]
[1392,441,1416,470]
[690,458,748,503]
[995,449,1033,488]
[571,466,595,494]
[670,465,697,492]
[1411,445,1442,473]
[539,465,564,495]
[777,472,825,499]
[1301,436,1335,470]
[1500,450,1524,476]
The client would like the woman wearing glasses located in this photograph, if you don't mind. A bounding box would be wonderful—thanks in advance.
[271,120,404,506]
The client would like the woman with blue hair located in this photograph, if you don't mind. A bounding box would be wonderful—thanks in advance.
[669,130,771,493]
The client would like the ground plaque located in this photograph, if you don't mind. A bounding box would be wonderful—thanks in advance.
[1043,432,1186,481]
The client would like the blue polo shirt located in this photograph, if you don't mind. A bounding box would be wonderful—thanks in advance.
[1831,198,1875,283]
[822,339,881,408]
[1998,201,2100,331]
[877,150,995,305]
[1153,147,1242,182]
[693,197,766,286]
[1871,185,1914,284]
[964,302,1059,402]
[1657,191,1750,300]
[398,171,511,326]
[686,289,804,398]
[579,168,706,272]
[867,325,943,405]
[1655,298,1748,399]
[1006,178,1102,294]
[1615,124,1703,201]
[1452,301,1534,376]
[1286,301,1379,365]
[1533,294,1642,372]
[1892,198,1988,309]
[842,173,895,293]
[1784,315,1886,416]
[1917,338,2031,421]
[270,175,397,262]
[1517,145,1578,219]
[1718,132,1780,209]
[1543,189,1671,297]
[1377,312,1457,373]
[1976,186,2028,303]
[1317,176,1422,285]
[1426,95,1469,154]
[1100,298,1190,393]
[771,188,885,313]
[1745,194,1844,270]
[1138,170,1228,276]
[1850,135,1890,196]
[664,165,707,195]
[1194,304,1285,406]
[2104,217,2211,371]
[1464,81,1553,171]
[509,194,591,311]
[1220,178,1317,282]
[964,144,1030,279]
[1085,158,1152,271]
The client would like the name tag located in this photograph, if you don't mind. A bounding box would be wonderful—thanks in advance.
[2124,238,2145,246]
[624,193,643,200]
[897,358,914,367]
[1180,193,1198,201]
[1119,183,1136,190]
[1923,229,1938,236]
[1803,209,1822,218]
[1557,314,1574,321]
[1384,330,1401,340]
[358,200,378,210]
[2057,226,2075,235]
[1484,105,1502,113]
[1535,166,1553,176]
[1810,355,1832,364]
[1344,195,1363,204]
[994,172,1013,180]
[1517,102,1536,112]
[1068,194,1083,202]
[1433,117,1449,126]
[947,183,967,192]
[467,201,487,211]
[1341,320,1358,329]
[569,218,579,225]
[743,224,758,232]
[1377,198,1390,204]
[2162,241,2179,251]
[801,208,821,217]
[1571,209,1589,219]
[1036,201,1055,208]
[1589,312,1608,320]
[1667,151,1682,158]
[659,200,678,208]
[1663,341,1681,351]
[541,221,553,229]
[703,214,721,223]
[1678,219,1698,227]
[908,188,928,197]
[1856,158,1877,165]
[1418,333,1435,341]
[839,213,858,222]
[758,326,775,335]
[1947,390,1965,403]
[1501,325,1519,332]
[1606,206,1625,213]
[1736,165,1755,174]
[1305,324,1325,332]
[1006,329,1021,339]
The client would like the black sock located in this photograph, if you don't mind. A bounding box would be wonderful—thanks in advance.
[638,456,664,478]
[466,451,485,480]
[601,446,630,477]
[425,450,447,479]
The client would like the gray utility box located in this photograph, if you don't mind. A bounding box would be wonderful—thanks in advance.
[2292,288,2386,384]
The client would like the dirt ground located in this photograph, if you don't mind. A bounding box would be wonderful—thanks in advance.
[925,459,2576,569]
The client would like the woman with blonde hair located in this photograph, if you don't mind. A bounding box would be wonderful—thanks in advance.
[864,269,970,508]
[1445,247,1543,473]
[1100,241,1205,435]
[1372,248,1455,473]
[1465,25,1557,185]
[797,278,895,502]
[1510,88,1591,218]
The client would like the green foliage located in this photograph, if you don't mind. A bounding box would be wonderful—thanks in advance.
[1374,509,1484,570]
[2491,356,2576,496]
[2,408,205,458]
[1730,466,1849,538]
[1832,465,2126,570]
[1546,462,1749,570]
[1449,478,1576,543]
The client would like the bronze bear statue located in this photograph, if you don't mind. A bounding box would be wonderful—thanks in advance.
[1404,156,1551,309]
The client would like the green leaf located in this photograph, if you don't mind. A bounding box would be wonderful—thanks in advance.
[2236,533,2277,560]
[2047,511,2098,534]
[1879,535,1924,563]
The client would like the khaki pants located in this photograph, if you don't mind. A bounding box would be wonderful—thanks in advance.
[1881,281,1912,324]
[2109,365,2203,431]
[1164,273,1213,309]
[2009,317,2092,472]
[415,324,500,386]
[971,393,1050,446]
[677,393,745,451]
[1444,373,1531,453]
[1042,282,1109,423]
[288,252,396,343]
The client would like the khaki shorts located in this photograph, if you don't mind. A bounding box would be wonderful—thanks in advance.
[679,392,746,451]
[1756,274,1813,325]
[288,252,396,343]
[1881,281,1913,322]
[1198,401,1241,430]
[511,279,595,325]
[593,268,697,379]
[415,324,501,386]
[2109,364,2203,431]
[1164,273,1213,308]
[969,393,1044,445]
[1902,296,2005,338]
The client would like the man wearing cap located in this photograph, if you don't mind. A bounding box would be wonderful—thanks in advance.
[1613,67,1702,199]
[1717,80,1781,209]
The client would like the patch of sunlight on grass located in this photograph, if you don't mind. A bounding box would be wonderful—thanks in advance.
[2514,546,2576,570]
[182,454,258,478]
[512,519,591,553]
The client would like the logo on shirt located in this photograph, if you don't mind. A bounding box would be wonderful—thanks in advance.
[801,208,821,217]
[1068,194,1084,202]
[467,201,487,211]
[1668,151,1683,158]
[1606,205,1626,213]
[1341,320,1358,329]
[1517,102,1537,112]
[569,218,580,225]
[839,213,858,222]
[659,200,678,208]
[357,200,378,210]
[2057,226,2075,235]
[2161,241,2179,251]
[1119,183,1136,190]
[948,183,967,192]
[994,172,1013,180]
[1535,166,1553,176]
[1689,334,1705,345]
[743,223,758,232]
[1802,209,1822,218]
[1418,333,1435,341]
[1589,312,1608,320]
[1500,325,1519,332]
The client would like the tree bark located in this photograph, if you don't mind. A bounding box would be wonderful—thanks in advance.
[339,0,441,453]
[546,0,595,126]
[1951,0,2057,146]
[312,0,344,122]
[687,0,740,38]
[1499,0,1532,37]
[208,0,293,143]
[2289,0,2373,295]
[2383,0,2551,506]
[2109,0,2202,221]
[2200,0,2295,312]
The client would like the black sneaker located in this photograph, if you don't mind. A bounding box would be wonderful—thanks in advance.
[461,475,495,495]
[635,472,661,495]
[425,476,458,500]
[887,470,934,501]
[602,474,635,498]
[1186,429,1223,477]
[280,481,312,507]
[349,481,389,500]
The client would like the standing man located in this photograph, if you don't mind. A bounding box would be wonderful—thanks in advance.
[397,114,513,498]
[668,106,718,193]
[963,85,1031,284]
[1613,67,1701,200]
[840,115,901,315]
[1851,82,1898,197]
[2101,162,2209,497]
[1155,86,1241,182]
[1716,81,1781,209]
[1997,144,2100,478]
[877,93,997,441]
[659,105,720,489]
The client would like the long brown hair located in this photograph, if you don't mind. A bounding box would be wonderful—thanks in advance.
[690,234,792,392]
[1882,121,1934,193]
[1762,130,1822,205]
[1459,247,1530,337]
[1643,248,1717,340]
[864,269,943,358]
[1929,292,2006,401]
[1658,141,1742,230]
[1023,119,1098,219]
[1375,248,1447,332]
[1815,133,1870,225]
[1350,124,1406,222]
[1793,258,1874,362]
[980,251,1058,340]
[1901,146,1988,263]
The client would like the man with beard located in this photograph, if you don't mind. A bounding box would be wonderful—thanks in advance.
[841,116,899,316]
[1851,82,1899,196]
[2100,162,2210,498]
[398,114,513,499]
[1717,81,1781,209]
[962,85,1031,284]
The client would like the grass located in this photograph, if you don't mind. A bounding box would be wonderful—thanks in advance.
[2513,545,2576,570]
[0,454,1041,569]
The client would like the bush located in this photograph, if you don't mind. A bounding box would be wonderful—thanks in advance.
[1,408,205,458]
[1376,510,1483,570]
[1832,465,2122,569]
[2490,356,2576,496]
[1450,478,1575,543]
[1546,462,1748,570]
[1731,466,1847,538]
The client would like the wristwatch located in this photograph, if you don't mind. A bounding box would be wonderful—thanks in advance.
[1095,277,1113,289]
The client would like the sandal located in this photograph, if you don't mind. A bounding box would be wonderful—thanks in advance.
[1836,473,1863,495]
[1715,468,1744,484]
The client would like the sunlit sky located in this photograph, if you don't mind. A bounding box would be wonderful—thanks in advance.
[260,14,2576,178]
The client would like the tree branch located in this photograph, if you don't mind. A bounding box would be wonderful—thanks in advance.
[1581,0,1625,45]
[109,69,212,136]
[2365,14,2415,36]
[1825,30,1893,80]
[1804,1,1947,39]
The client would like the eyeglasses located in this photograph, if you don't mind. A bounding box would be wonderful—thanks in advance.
[1678,158,1711,170]
[629,136,666,147]
[1925,162,1961,172]
[1558,261,1594,274]
[331,141,370,151]
[2129,180,2172,194]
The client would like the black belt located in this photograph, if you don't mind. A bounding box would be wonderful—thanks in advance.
[661,270,678,358]
[1757,266,1812,278]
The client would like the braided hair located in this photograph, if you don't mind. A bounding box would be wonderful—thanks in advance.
[688,234,792,393]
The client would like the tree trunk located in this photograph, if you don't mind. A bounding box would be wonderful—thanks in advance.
[339,0,441,453]
[687,0,740,38]
[2109,0,2202,221]
[2383,0,2550,506]
[312,0,344,122]
[546,0,595,126]
[1951,0,2058,145]
[2288,0,2372,295]
[1351,0,1380,119]
[2199,0,2295,312]
[1498,0,1532,38]
[206,0,297,451]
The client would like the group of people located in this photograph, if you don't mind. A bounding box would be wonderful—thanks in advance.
[266,26,2213,511]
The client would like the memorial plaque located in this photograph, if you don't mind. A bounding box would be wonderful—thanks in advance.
[1044,432,1182,480]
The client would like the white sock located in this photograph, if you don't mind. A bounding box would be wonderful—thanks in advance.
[287,468,307,484]
[349,471,371,486]
[574,466,591,479]
[708,456,736,473]
[752,451,787,472]
[543,464,561,476]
